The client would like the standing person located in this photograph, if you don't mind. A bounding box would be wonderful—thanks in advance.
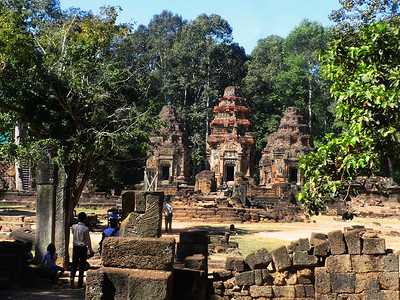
[40,243,65,282]
[70,212,94,289]
[163,198,173,234]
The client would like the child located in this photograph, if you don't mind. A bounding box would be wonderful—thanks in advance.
[24,241,36,266]
[41,243,65,282]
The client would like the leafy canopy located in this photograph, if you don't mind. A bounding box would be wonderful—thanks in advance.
[0,2,157,202]
[297,19,400,214]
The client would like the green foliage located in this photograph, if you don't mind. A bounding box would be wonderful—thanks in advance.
[297,133,377,214]
[0,2,158,206]
[330,0,400,33]
[244,21,334,184]
[298,18,400,214]
[117,11,247,176]
[277,19,333,139]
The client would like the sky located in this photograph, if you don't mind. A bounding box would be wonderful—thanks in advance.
[60,0,342,54]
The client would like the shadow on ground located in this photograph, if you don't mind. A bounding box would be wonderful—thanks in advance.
[0,208,36,216]
[0,284,85,300]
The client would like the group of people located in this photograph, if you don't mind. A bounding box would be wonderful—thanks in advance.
[26,199,173,289]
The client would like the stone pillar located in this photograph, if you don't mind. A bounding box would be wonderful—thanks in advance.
[35,163,67,264]
[120,191,164,238]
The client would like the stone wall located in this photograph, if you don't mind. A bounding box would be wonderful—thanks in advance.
[207,229,399,299]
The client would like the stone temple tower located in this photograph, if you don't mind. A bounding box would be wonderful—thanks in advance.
[259,107,314,186]
[207,86,255,185]
[146,105,190,188]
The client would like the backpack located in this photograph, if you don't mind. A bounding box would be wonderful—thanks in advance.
[98,228,118,255]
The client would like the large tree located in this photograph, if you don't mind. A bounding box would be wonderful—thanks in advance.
[277,19,333,137]
[115,12,247,176]
[330,0,400,33]
[243,35,285,150]
[0,2,157,265]
[297,19,400,214]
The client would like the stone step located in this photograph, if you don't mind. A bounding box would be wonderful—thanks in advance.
[0,215,25,222]
[196,195,217,201]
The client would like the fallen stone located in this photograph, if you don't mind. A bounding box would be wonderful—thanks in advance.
[310,232,328,246]
[184,254,206,271]
[344,230,361,255]
[270,246,291,271]
[328,230,346,255]
[225,257,245,272]
[244,248,272,269]
[313,239,330,257]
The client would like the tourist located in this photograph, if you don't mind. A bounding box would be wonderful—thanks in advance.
[24,241,36,265]
[70,212,94,289]
[98,218,119,255]
[163,198,173,234]
[40,243,65,282]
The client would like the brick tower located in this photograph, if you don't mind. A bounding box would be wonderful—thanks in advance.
[207,86,255,185]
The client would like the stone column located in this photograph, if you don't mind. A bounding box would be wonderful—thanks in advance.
[35,163,67,264]
[120,191,164,238]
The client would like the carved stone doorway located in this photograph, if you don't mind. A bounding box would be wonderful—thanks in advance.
[226,165,235,182]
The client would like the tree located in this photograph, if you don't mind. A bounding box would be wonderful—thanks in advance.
[169,14,247,174]
[297,19,400,214]
[330,0,400,33]
[0,2,157,265]
[115,12,247,177]
[243,36,285,150]
[277,19,333,137]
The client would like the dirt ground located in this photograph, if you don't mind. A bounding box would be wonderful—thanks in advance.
[1,215,400,299]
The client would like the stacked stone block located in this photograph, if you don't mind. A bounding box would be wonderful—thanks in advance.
[208,243,317,300]
[315,230,399,299]
[174,231,210,300]
[176,231,210,263]
[86,237,175,300]
[86,191,175,300]
[208,230,400,299]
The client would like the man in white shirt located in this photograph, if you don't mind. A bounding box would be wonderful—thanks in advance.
[70,212,94,289]
[163,198,173,234]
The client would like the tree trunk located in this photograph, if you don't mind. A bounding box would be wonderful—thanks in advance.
[388,157,394,177]
[308,76,312,132]
[14,126,24,191]
[61,163,91,269]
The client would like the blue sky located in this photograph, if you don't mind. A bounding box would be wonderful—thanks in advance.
[60,0,342,54]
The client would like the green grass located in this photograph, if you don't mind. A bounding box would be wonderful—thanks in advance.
[74,208,109,215]
[231,234,289,255]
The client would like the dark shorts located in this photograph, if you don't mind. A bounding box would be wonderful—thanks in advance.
[47,265,63,272]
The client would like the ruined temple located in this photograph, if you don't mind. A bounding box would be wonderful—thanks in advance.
[207,86,255,185]
[145,105,190,188]
[259,107,313,186]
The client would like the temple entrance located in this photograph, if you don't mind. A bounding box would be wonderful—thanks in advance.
[162,166,170,181]
[226,165,235,182]
[289,167,298,183]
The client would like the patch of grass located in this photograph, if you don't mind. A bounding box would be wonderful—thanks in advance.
[0,205,28,209]
[231,234,289,256]
[74,208,108,215]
